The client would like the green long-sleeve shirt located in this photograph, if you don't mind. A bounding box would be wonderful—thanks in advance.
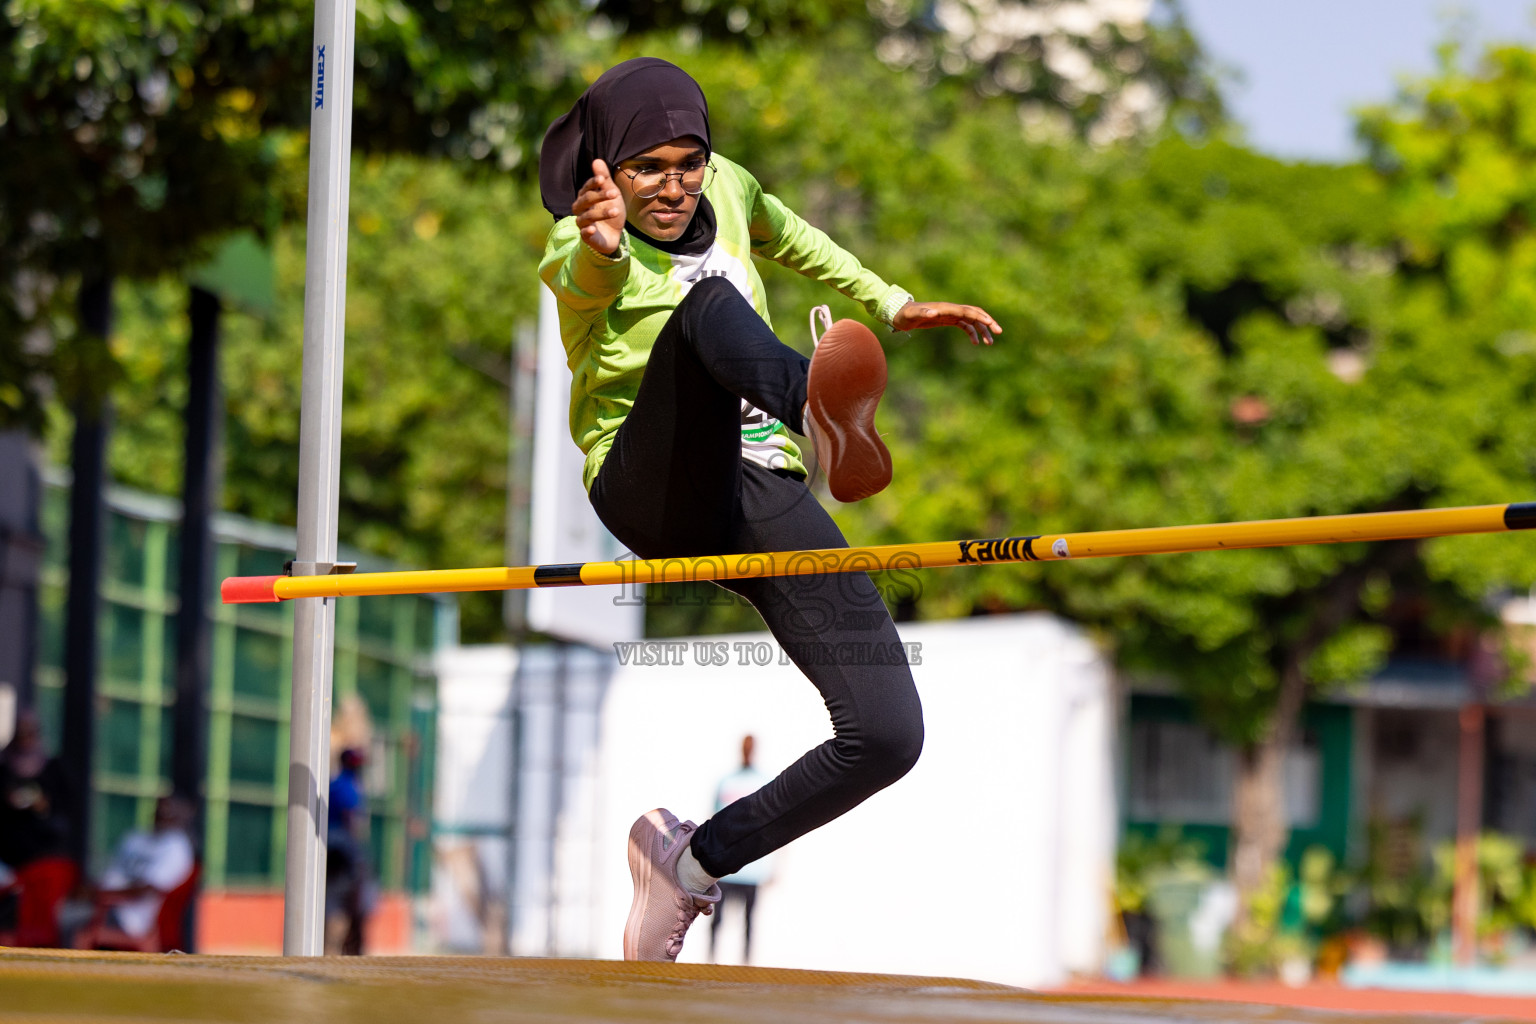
[539,154,912,492]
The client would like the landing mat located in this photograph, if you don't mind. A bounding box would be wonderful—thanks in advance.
[0,949,1526,1023]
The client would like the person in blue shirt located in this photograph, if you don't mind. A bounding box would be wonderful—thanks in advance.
[326,748,371,954]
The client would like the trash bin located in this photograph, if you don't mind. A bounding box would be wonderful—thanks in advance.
[1147,868,1232,979]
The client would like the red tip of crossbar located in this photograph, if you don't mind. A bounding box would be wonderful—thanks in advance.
[221,575,284,604]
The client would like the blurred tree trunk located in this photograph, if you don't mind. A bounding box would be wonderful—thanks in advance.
[1229,658,1306,929]
[1228,543,1417,929]
[61,273,113,867]
[173,285,221,821]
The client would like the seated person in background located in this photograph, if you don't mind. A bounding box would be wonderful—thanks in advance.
[71,796,195,950]
[0,710,75,870]
[1,710,75,937]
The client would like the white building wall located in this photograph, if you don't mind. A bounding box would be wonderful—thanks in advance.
[429,645,517,954]
[1053,634,1117,975]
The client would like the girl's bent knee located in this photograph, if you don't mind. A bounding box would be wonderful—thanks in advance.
[855,714,924,790]
[875,719,925,783]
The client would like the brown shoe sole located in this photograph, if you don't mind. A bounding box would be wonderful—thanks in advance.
[805,320,892,503]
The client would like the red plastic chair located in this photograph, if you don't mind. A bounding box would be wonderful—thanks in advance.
[151,862,201,952]
[1,856,81,947]
[79,861,201,953]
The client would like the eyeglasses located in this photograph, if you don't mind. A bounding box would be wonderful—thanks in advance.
[618,161,715,199]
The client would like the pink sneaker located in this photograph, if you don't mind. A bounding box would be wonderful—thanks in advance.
[803,309,892,504]
[623,808,721,962]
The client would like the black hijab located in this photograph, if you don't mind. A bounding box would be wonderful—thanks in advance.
[539,57,718,255]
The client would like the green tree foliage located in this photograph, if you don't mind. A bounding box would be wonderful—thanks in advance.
[1,0,590,428]
[592,0,867,40]
[1356,42,1536,599]
[3,0,290,423]
[73,157,551,639]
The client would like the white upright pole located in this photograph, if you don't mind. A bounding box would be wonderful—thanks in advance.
[284,0,356,956]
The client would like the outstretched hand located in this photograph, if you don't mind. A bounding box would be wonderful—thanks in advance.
[891,301,1001,345]
[572,159,626,255]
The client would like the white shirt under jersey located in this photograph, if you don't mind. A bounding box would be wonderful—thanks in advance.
[670,245,797,473]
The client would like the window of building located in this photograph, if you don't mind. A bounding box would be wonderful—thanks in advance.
[1128,718,1320,829]
[35,477,450,894]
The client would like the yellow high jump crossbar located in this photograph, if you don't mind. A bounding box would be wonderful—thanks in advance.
[222,502,1536,604]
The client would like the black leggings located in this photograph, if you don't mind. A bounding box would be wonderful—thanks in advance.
[589,277,924,878]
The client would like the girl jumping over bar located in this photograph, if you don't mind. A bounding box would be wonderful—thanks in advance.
[538,57,1001,962]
